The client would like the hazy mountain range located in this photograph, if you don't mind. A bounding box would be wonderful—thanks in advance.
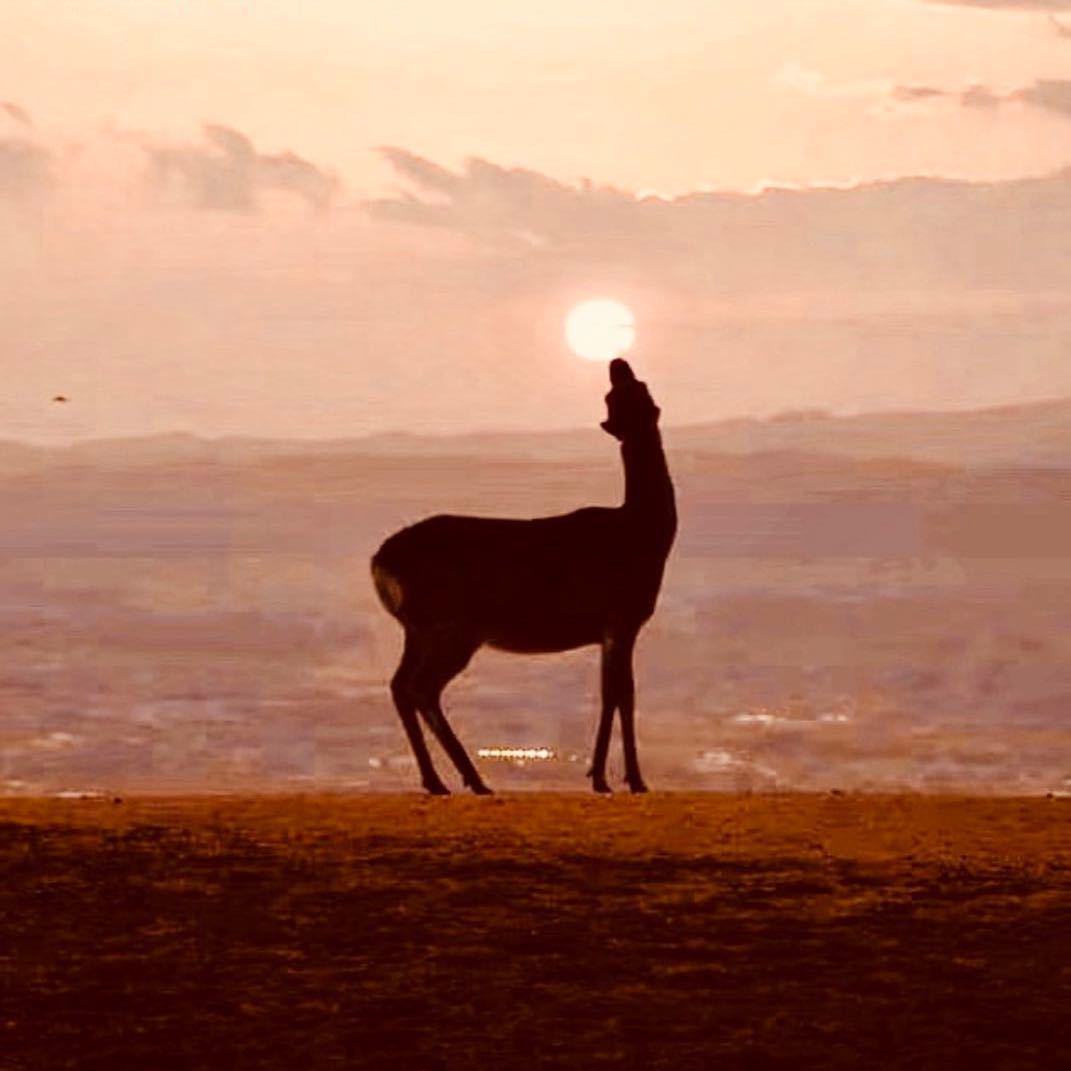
[6,393,1071,469]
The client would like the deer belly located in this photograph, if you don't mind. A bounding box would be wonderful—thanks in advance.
[485,621,602,654]
[471,564,611,651]
[476,556,657,652]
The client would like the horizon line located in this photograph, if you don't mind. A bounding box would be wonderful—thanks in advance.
[5,390,1071,451]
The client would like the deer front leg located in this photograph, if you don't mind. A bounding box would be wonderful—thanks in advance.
[588,633,629,794]
[615,633,647,794]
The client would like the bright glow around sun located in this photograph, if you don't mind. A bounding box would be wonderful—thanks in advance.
[565,299,636,362]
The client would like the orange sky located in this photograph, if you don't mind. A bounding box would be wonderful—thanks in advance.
[4,0,1071,441]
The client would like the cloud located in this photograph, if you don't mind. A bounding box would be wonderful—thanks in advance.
[0,139,51,197]
[369,149,643,249]
[368,148,1071,297]
[0,102,50,198]
[378,147,463,198]
[781,66,1007,118]
[2,101,33,127]
[890,82,1002,109]
[781,67,1011,126]
[1010,78,1071,115]
[892,85,947,102]
[890,76,1071,118]
[146,124,338,211]
[961,84,1003,109]
[788,60,1071,121]
[925,1,1071,10]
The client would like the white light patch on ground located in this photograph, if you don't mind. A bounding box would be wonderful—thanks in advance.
[732,711,783,725]
[478,747,556,761]
[30,732,79,750]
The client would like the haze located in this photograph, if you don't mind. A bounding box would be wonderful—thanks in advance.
[4,0,1071,443]
[2,2,1070,798]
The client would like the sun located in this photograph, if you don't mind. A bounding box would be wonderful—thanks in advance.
[565,299,636,362]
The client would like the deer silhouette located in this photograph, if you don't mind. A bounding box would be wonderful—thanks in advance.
[371,358,676,794]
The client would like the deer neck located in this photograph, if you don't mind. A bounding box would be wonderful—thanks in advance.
[621,430,677,546]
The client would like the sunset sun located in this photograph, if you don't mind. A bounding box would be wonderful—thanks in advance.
[565,299,636,362]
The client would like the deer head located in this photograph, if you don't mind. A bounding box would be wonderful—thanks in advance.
[600,358,662,441]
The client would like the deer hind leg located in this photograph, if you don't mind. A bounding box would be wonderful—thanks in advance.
[411,633,491,796]
[391,632,449,795]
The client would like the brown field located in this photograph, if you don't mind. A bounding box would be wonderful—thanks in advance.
[2,793,1070,1070]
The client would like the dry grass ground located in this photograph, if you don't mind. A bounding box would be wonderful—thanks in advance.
[2,793,1070,1070]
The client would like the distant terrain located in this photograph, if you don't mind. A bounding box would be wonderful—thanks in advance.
[1,396,1070,794]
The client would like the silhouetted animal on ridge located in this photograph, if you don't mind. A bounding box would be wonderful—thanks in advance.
[371,358,677,795]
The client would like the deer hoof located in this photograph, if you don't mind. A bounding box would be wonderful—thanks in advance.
[626,779,649,795]
[587,766,612,794]
[468,781,494,796]
[423,781,451,796]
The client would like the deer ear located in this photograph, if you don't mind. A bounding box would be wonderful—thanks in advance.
[609,358,635,387]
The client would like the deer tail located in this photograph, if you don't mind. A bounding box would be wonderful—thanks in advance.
[371,556,405,618]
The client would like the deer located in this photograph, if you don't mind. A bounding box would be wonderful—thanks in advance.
[370,357,676,795]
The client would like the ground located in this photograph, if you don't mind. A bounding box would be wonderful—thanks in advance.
[2,793,1070,1070]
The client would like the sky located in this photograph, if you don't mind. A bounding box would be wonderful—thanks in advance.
[4,0,1071,442]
